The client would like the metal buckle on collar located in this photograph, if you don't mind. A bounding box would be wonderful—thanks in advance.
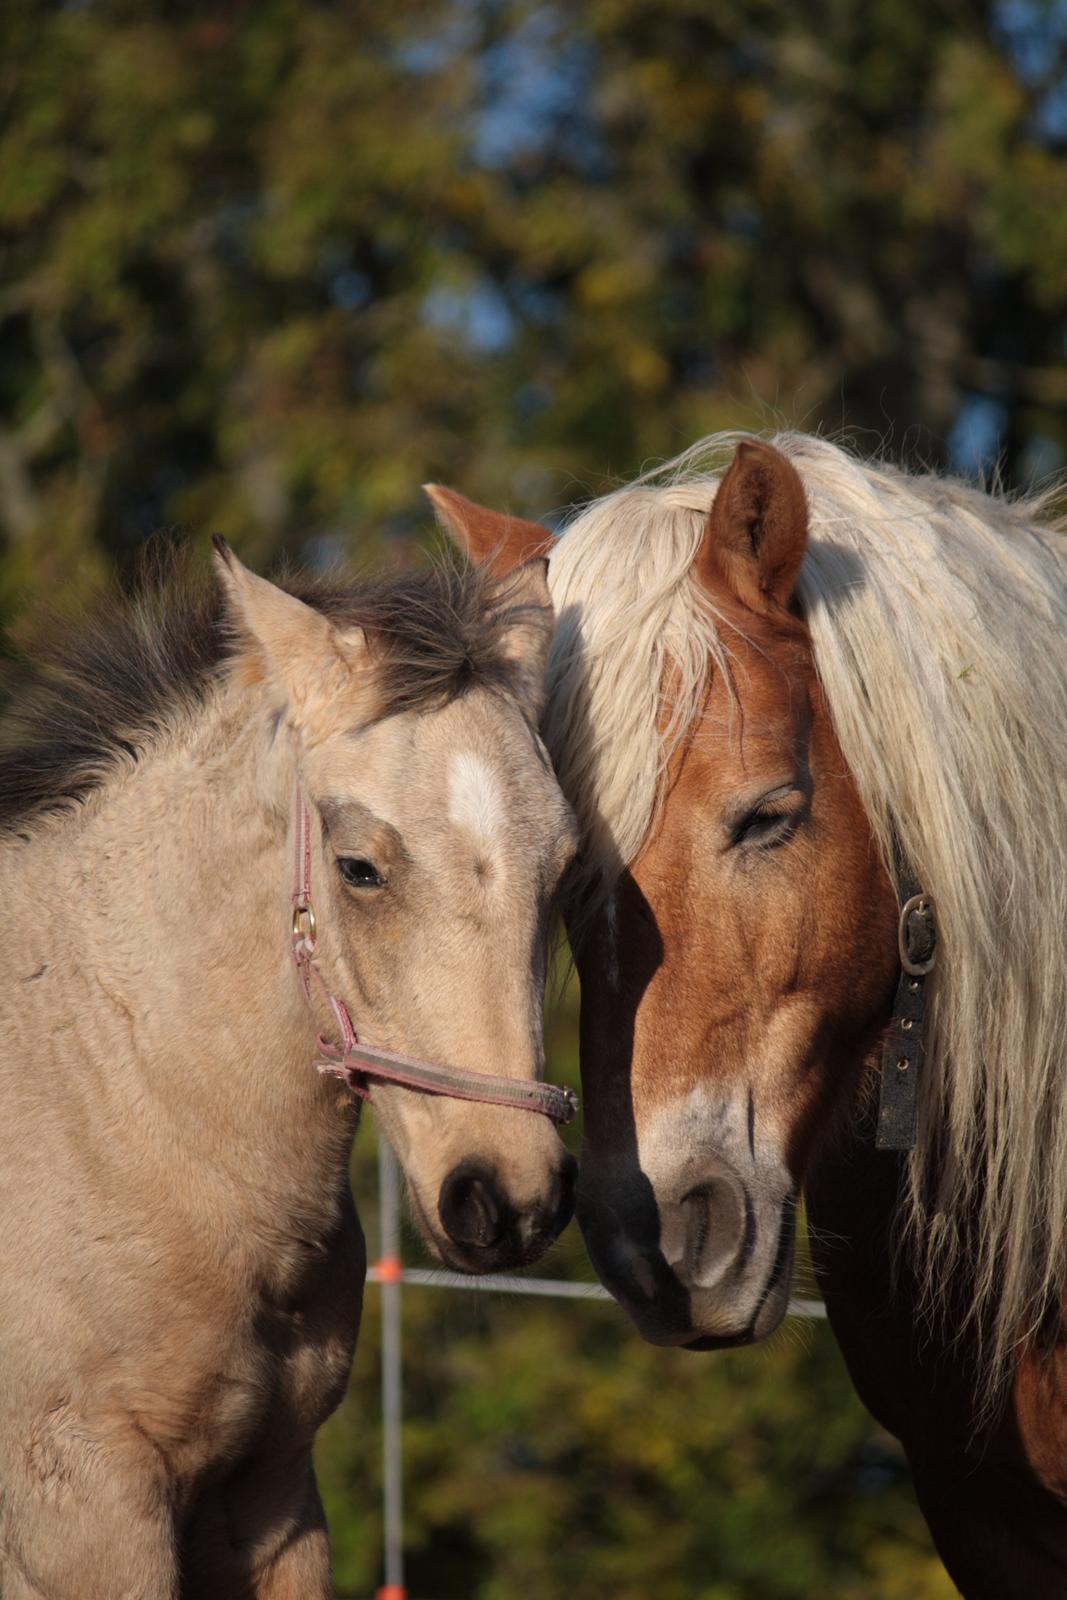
[876,887,938,1153]
[898,893,937,977]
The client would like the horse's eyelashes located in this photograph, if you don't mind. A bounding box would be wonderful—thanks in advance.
[731,806,799,850]
[337,857,386,890]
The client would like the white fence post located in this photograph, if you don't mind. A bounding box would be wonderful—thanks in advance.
[376,1138,406,1600]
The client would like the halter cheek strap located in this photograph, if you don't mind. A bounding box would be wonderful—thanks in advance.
[289,785,578,1126]
[875,875,938,1153]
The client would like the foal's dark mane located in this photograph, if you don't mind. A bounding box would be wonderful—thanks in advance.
[0,543,523,830]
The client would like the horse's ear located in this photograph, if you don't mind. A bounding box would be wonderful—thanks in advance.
[424,484,553,576]
[212,537,362,722]
[492,556,555,719]
[697,440,808,613]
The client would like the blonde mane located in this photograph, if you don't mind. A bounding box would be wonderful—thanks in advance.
[544,431,1067,1390]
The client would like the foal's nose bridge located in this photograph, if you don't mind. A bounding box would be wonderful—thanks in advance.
[288,780,579,1124]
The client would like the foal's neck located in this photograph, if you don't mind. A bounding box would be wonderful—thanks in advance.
[20,681,357,1195]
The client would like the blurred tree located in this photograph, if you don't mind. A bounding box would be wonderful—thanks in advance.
[3,0,1067,618]
[319,1257,957,1600]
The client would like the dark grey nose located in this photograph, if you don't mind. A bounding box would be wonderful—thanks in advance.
[437,1152,577,1269]
[550,1151,579,1239]
[438,1161,508,1250]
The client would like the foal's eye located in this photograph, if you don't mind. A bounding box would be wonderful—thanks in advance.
[337,857,385,890]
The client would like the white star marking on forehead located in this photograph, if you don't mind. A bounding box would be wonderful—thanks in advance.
[448,751,504,849]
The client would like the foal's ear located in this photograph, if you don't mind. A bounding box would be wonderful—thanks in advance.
[213,538,363,725]
[491,556,555,719]
[424,485,553,575]
[697,440,809,614]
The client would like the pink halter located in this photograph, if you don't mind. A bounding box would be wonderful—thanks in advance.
[289,785,578,1125]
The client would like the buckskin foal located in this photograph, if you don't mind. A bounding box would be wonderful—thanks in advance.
[0,542,577,1599]
[431,435,1067,1598]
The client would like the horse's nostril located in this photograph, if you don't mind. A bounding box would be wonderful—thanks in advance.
[679,1175,750,1288]
[680,1185,713,1280]
[438,1162,506,1249]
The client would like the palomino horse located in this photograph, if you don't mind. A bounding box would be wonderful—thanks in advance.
[431,437,1067,1598]
[0,542,578,1599]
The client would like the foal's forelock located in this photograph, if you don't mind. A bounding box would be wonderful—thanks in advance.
[0,549,539,835]
[545,430,1067,1396]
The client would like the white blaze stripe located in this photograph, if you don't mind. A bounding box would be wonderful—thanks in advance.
[448,751,504,849]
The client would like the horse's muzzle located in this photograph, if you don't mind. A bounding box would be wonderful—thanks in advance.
[577,1148,796,1347]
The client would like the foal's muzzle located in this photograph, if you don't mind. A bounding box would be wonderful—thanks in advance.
[436,1152,577,1272]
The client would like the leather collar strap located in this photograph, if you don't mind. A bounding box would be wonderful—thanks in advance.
[875,869,938,1153]
[289,784,578,1126]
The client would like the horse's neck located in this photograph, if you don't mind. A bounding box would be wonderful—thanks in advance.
[8,685,357,1213]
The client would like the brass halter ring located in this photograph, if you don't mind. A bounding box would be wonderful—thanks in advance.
[292,899,317,950]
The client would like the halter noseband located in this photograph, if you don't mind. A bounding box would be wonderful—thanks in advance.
[289,785,578,1126]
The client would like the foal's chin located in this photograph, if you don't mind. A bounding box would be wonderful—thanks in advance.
[415,1224,562,1276]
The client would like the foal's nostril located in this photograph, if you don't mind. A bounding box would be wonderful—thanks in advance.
[438,1162,507,1250]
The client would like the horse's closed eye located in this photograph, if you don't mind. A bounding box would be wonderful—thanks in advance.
[731,806,801,850]
[337,857,386,889]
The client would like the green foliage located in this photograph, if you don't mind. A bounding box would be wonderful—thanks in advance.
[3,0,1067,617]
